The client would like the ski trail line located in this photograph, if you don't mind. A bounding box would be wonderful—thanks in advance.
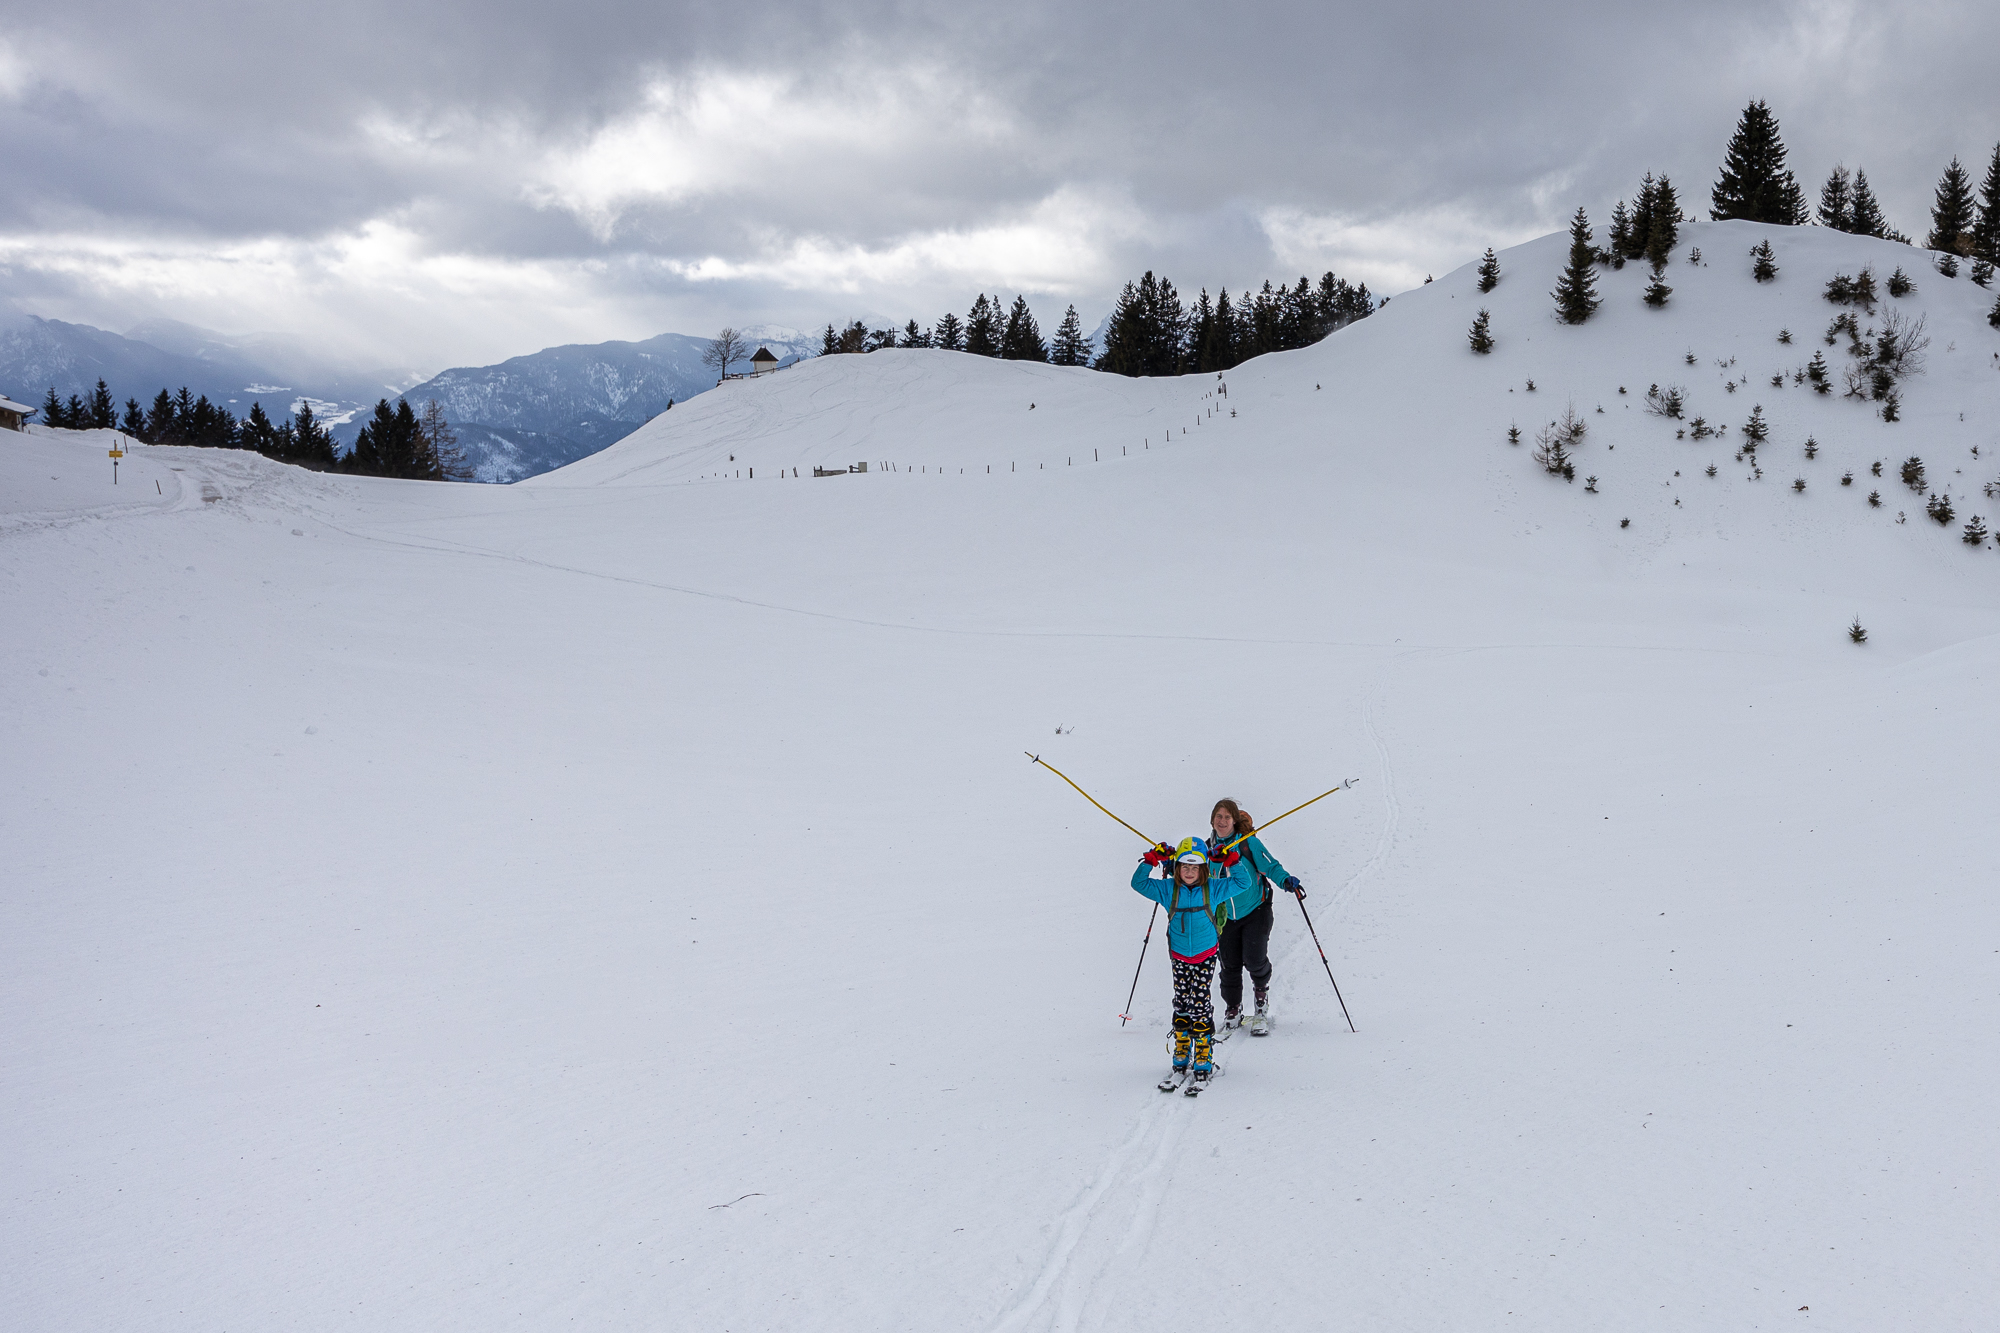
[989,1089,1184,1333]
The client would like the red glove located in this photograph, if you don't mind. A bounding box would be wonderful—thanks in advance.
[1142,847,1166,867]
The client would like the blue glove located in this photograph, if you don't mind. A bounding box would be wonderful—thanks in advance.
[1282,876,1305,899]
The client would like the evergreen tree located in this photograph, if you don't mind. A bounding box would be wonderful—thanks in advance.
[65,393,87,427]
[820,323,838,356]
[1779,172,1810,226]
[1607,205,1631,263]
[1990,292,2000,329]
[242,401,278,453]
[89,378,115,429]
[1751,239,1778,282]
[146,389,177,443]
[348,399,395,475]
[1477,247,1501,292]
[964,295,1000,356]
[1627,173,1658,259]
[1050,304,1091,366]
[1927,157,1975,255]
[999,295,1048,361]
[1202,288,1238,370]
[1818,165,1854,230]
[292,400,336,469]
[39,385,64,427]
[1468,308,1494,353]
[1974,142,2000,263]
[1644,177,1682,266]
[1847,169,1894,240]
[1643,263,1673,307]
[120,398,144,437]
[1711,100,1805,225]
[172,387,195,442]
[1187,289,1216,370]
[900,319,930,349]
[1095,272,1187,376]
[933,311,964,351]
[1551,208,1602,324]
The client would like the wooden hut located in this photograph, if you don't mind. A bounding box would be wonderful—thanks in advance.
[0,394,34,432]
[750,347,780,376]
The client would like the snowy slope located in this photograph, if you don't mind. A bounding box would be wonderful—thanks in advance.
[4,222,1999,1333]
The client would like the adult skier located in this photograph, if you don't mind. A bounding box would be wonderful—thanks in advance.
[1207,799,1304,1037]
[1131,835,1264,1091]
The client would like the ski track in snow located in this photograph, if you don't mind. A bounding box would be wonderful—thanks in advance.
[990,679,1401,1332]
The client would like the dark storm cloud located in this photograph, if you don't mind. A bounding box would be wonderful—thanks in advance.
[1,0,1993,367]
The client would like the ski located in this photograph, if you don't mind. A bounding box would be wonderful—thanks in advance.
[1183,1066,1213,1096]
[1158,1067,1190,1093]
[1248,1011,1271,1037]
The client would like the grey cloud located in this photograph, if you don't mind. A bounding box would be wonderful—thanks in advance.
[2,0,1994,368]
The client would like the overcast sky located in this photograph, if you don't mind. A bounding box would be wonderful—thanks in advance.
[1,0,1993,372]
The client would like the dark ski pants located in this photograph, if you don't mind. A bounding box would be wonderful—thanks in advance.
[1218,898,1274,1010]
[1171,956,1215,1033]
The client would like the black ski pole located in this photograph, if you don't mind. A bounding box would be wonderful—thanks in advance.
[1119,901,1159,1026]
[1291,892,1357,1032]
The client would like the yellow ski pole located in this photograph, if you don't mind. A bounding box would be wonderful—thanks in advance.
[1024,752,1161,847]
[1213,778,1359,856]
[1026,753,1168,1027]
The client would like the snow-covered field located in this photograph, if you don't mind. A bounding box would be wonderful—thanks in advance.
[5,221,1998,1330]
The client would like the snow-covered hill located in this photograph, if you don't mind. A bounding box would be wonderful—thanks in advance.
[5,221,1998,1332]
[378,327,820,482]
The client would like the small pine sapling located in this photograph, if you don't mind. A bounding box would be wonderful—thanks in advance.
[1806,350,1831,393]
[1688,416,1714,439]
[1705,464,1718,477]
[1793,477,1806,492]
[1770,373,1784,387]
[1468,308,1494,354]
[1887,267,1913,297]
[1645,384,1685,418]
[1849,618,1867,644]
[1964,514,1990,545]
[1477,248,1501,293]
[1741,405,1769,447]
[1526,379,1536,391]
[1973,259,1995,288]
[1689,248,1702,265]
[1841,470,1854,485]
[1750,240,1778,281]
[1778,328,1792,343]
[1854,267,1879,304]
[1804,436,1818,459]
[1901,456,1926,491]
[1507,424,1522,446]
[1643,264,1673,307]
[1989,293,2000,329]
[1619,517,1631,528]
[1936,252,1959,278]
[1927,492,1955,525]
[1685,350,1697,365]
[1867,490,1882,507]
[1881,389,1901,422]
[1584,475,1599,492]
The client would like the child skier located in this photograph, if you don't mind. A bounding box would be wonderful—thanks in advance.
[1132,836,1264,1091]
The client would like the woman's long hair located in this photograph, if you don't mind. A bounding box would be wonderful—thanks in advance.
[1211,798,1254,837]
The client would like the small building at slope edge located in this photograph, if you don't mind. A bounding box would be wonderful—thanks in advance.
[0,394,35,431]
[750,348,780,376]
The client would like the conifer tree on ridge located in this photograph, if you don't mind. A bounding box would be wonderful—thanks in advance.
[1927,157,1976,256]
[1711,100,1808,225]
[1552,207,1602,324]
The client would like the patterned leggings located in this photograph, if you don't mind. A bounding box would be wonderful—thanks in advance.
[1171,956,1216,1033]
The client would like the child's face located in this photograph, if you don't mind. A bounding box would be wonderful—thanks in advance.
[1177,861,1201,885]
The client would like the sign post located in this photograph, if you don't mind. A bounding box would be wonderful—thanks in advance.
[109,447,124,484]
